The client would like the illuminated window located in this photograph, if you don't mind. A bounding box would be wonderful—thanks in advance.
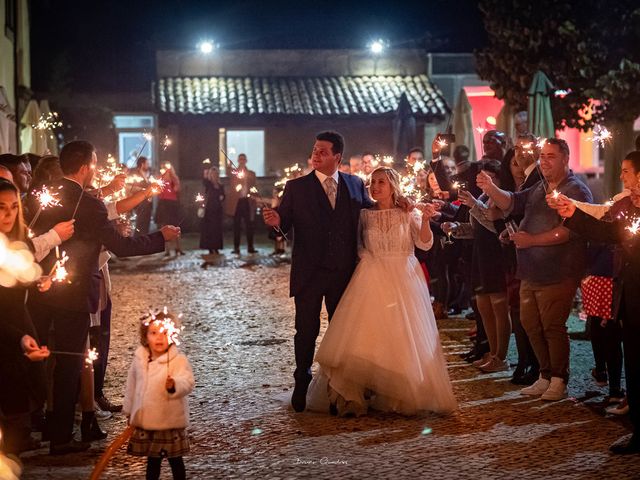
[219,128,265,176]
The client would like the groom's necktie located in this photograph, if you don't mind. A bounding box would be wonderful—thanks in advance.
[324,177,337,209]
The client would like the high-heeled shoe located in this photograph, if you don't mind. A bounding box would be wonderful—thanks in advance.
[81,412,108,442]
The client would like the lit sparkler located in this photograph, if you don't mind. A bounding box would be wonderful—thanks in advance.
[49,348,99,365]
[31,111,63,131]
[587,124,612,148]
[626,217,640,235]
[49,246,69,283]
[149,176,167,194]
[162,135,172,151]
[552,189,560,199]
[202,158,211,165]
[28,185,63,228]
[195,193,205,203]
[142,307,184,346]
[0,233,42,287]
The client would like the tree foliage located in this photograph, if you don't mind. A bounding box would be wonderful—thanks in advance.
[475,0,640,130]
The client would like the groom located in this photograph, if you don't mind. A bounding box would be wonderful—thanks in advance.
[263,131,372,412]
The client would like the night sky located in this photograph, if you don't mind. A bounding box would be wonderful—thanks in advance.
[31,0,486,94]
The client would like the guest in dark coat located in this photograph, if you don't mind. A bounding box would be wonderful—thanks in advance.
[27,140,180,455]
[199,167,225,254]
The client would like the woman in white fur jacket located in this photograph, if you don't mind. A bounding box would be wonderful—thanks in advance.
[123,312,195,480]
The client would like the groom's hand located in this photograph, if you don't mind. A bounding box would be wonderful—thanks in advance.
[263,207,281,227]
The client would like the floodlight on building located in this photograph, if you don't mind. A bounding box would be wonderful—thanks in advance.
[198,41,215,54]
[369,39,386,54]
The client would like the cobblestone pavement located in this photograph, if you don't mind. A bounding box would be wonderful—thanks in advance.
[19,241,640,479]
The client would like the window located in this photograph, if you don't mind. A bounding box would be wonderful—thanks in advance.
[113,115,155,130]
[113,113,156,168]
[119,132,153,169]
[219,128,265,176]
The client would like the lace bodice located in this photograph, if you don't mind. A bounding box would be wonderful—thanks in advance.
[358,208,432,258]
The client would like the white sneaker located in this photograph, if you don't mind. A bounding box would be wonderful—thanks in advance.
[520,376,550,396]
[540,377,567,401]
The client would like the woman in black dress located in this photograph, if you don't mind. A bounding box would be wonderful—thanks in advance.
[199,167,225,254]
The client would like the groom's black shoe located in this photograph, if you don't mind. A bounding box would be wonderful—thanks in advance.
[329,402,338,416]
[610,434,640,454]
[291,382,309,412]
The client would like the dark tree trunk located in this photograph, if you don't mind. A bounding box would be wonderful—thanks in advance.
[603,119,635,198]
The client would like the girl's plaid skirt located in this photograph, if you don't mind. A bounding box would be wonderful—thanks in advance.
[127,427,190,458]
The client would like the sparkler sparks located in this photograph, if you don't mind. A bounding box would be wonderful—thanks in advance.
[0,233,42,287]
[202,158,211,165]
[34,185,62,209]
[31,111,63,131]
[86,347,99,365]
[195,193,205,203]
[587,124,612,148]
[626,217,640,235]
[552,189,560,199]
[142,307,184,346]
[28,185,63,229]
[50,246,69,283]
[149,176,167,194]
[162,135,172,151]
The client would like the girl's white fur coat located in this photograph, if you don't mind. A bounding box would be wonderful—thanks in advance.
[123,345,195,430]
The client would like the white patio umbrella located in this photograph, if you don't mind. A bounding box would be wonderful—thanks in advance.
[0,86,17,153]
[452,89,477,161]
[20,99,47,155]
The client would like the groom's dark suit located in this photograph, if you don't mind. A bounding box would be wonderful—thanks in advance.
[277,171,372,386]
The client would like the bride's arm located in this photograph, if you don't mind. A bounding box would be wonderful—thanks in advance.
[411,208,434,251]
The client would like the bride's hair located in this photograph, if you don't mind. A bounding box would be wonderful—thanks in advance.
[370,166,402,206]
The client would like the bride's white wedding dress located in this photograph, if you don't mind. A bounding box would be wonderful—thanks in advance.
[309,208,457,415]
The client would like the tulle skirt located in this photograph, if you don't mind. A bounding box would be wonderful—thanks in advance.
[310,253,457,415]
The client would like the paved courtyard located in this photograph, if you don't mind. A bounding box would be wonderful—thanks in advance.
[19,240,640,479]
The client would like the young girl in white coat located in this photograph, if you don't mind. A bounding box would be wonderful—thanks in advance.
[124,312,195,480]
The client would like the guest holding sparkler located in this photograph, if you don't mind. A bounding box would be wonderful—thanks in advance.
[124,311,194,480]
[548,177,640,454]
[156,163,184,255]
[503,133,543,386]
[477,138,593,401]
[130,156,154,235]
[27,140,180,455]
[0,178,51,454]
[443,160,512,373]
[225,153,257,254]
[199,166,224,254]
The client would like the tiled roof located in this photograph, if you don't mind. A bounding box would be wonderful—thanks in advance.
[155,75,448,118]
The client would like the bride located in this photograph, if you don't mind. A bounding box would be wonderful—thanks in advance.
[309,166,457,416]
